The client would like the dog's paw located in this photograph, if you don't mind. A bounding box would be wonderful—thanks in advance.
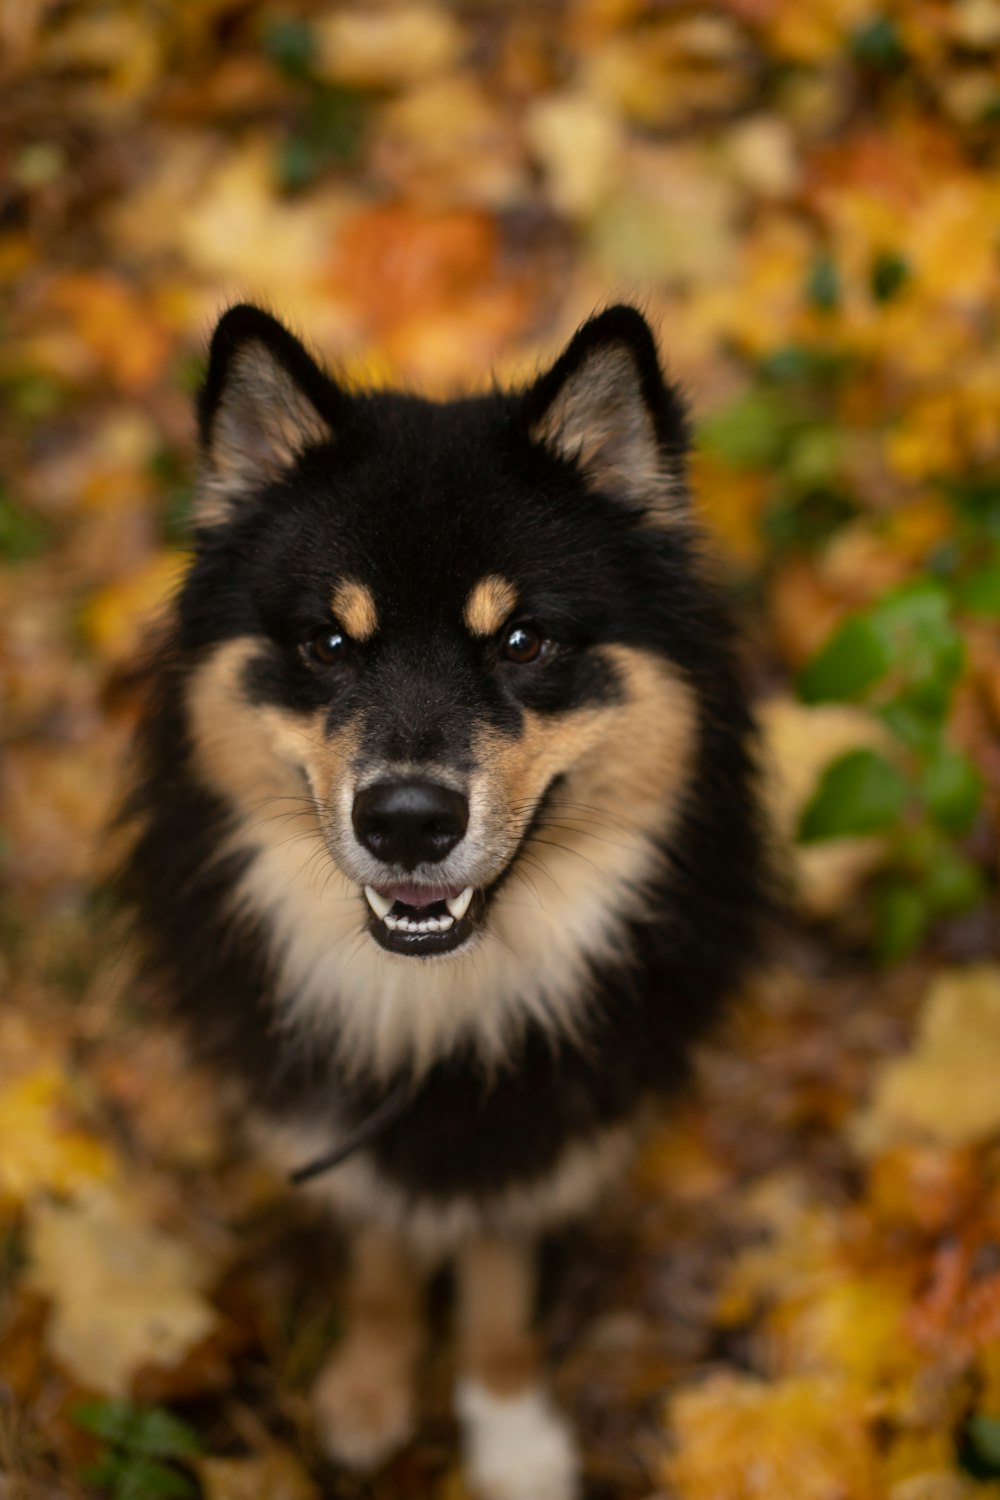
[312,1337,415,1471]
[456,1380,579,1500]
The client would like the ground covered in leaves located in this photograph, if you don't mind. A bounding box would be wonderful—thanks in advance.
[2,2,1000,1497]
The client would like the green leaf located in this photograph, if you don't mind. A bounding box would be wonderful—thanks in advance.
[310,85,368,163]
[699,389,794,469]
[130,1410,202,1458]
[806,253,839,312]
[264,18,315,79]
[5,369,66,421]
[785,426,841,490]
[72,1400,138,1448]
[870,250,909,302]
[874,580,964,720]
[71,1400,201,1460]
[113,1459,197,1500]
[759,345,850,385]
[873,882,929,964]
[874,577,951,629]
[955,562,1000,616]
[797,614,892,703]
[762,488,856,553]
[965,1414,1000,1474]
[941,475,1000,538]
[878,701,941,753]
[924,849,986,916]
[851,16,906,68]
[278,85,369,189]
[80,1458,122,1491]
[919,746,983,834]
[0,489,50,562]
[798,748,908,842]
[278,136,322,192]
[129,1408,202,1459]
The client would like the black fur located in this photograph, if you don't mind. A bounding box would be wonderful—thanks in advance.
[121,305,768,1205]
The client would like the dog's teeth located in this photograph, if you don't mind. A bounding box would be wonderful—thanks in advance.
[384,913,457,935]
[446,886,474,921]
[365,886,393,919]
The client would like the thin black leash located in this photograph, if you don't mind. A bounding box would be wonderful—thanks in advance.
[289,1080,410,1186]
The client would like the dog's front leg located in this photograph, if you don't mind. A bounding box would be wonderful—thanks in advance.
[312,1223,424,1470]
[455,1235,579,1500]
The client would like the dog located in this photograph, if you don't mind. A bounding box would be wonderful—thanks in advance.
[121,302,767,1498]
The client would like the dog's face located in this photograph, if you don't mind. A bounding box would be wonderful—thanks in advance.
[179,305,701,971]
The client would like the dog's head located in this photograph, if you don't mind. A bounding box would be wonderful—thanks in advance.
[178,304,705,966]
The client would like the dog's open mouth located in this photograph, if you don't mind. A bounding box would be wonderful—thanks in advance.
[363,882,480,956]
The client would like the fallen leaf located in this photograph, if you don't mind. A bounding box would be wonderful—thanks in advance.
[27,1185,217,1396]
[858,965,1000,1149]
[313,5,465,88]
[195,1449,320,1500]
[81,550,189,667]
[525,91,624,219]
[667,1372,882,1500]
[0,1070,113,1209]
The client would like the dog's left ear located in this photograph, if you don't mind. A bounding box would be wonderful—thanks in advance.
[524,306,689,521]
[195,305,338,528]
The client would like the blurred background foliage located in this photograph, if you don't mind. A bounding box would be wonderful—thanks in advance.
[2,3,1000,1499]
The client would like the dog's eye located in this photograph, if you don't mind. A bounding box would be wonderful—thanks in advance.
[303,627,350,667]
[502,623,546,665]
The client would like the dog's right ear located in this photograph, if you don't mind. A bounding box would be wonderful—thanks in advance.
[195,305,338,529]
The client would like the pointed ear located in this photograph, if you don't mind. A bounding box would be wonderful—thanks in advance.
[195,305,337,528]
[524,306,689,522]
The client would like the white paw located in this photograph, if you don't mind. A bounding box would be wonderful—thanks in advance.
[312,1338,414,1471]
[456,1380,580,1500]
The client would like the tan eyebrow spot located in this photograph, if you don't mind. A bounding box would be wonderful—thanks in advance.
[331,578,378,641]
[464,575,518,637]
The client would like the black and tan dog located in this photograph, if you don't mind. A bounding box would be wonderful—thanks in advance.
[122,303,766,1497]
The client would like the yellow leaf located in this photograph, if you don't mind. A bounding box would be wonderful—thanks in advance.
[772,1276,914,1404]
[667,1372,882,1500]
[727,115,800,198]
[525,91,624,219]
[0,1070,112,1208]
[886,396,961,481]
[44,274,174,393]
[27,1185,217,1396]
[690,451,768,563]
[858,966,1000,1150]
[911,183,1000,304]
[377,77,524,208]
[81,551,189,666]
[196,1451,320,1500]
[313,5,465,87]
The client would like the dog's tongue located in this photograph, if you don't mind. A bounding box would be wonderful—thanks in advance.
[380,883,461,910]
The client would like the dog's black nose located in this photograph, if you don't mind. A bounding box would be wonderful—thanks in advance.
[352,779,469,869]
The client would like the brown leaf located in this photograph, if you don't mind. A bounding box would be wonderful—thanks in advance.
[195,1450,320,1500]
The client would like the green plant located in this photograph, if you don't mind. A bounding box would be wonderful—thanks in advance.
[0,485,50,562]
[72,1400,201,1499]
[796,575,992,959]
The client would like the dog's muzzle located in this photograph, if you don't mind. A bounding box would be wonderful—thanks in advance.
[353,777,480,956]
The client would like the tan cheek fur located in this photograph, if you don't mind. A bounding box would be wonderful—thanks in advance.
[464,575,518,637]
[474,644,696,873]
[185,636,360,845]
